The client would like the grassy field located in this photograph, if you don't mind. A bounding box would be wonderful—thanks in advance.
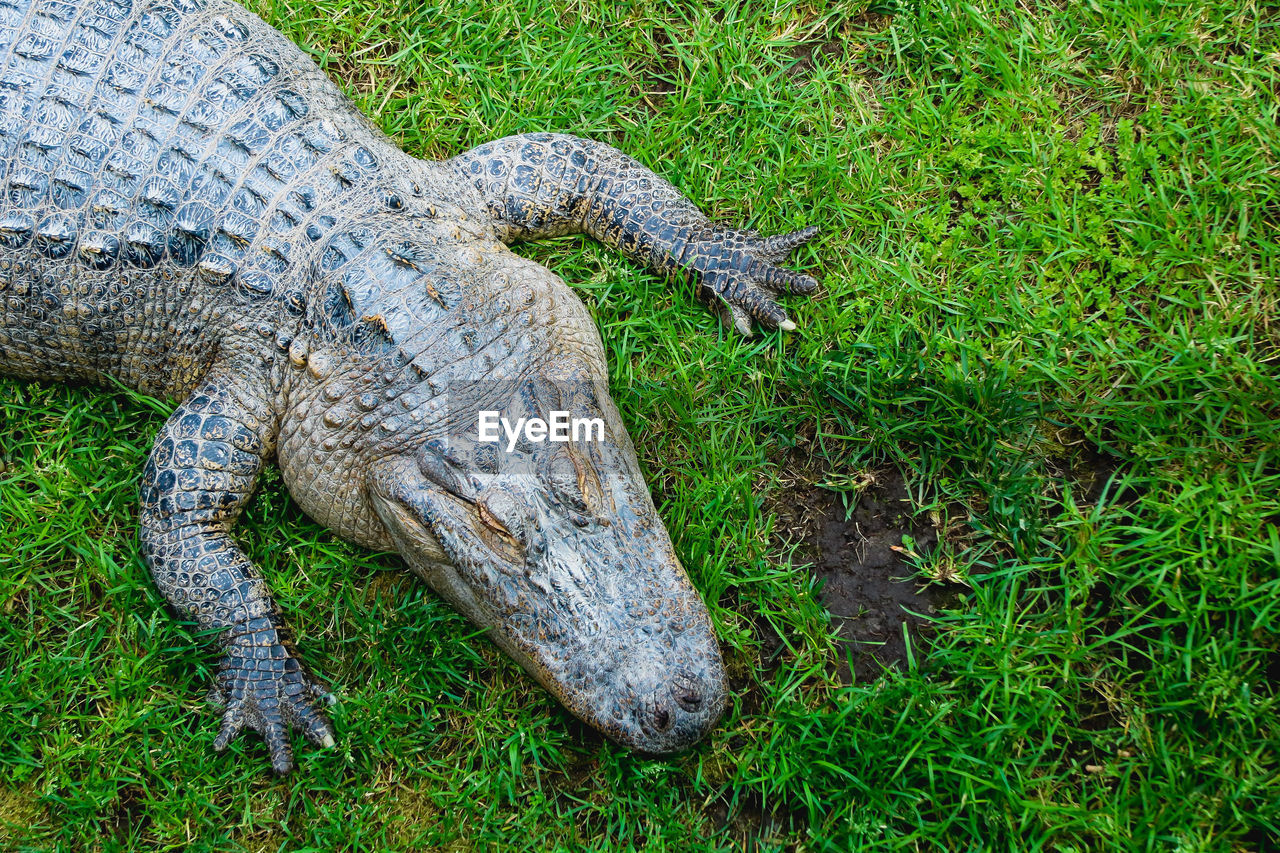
[2,0,1278,849]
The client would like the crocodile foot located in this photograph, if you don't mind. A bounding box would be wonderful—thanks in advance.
[208,629,337,774]
[686,224,821,336]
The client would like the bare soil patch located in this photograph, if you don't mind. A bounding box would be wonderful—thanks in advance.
[773,463,956,683]
[814,470,954,683]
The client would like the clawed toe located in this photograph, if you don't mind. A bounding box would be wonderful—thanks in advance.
[209,641,337,773]
[760,225,820,260]
[692,224,820,336]
[213,707,245,752]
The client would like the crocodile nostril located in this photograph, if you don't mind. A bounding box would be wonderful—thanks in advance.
[653,707,672,731]
[675,690,702,712]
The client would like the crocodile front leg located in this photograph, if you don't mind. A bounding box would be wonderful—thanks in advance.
[449,133,820,335]
[138,361,335,773]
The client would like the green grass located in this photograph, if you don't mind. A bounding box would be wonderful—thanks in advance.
[2,0,1278,849]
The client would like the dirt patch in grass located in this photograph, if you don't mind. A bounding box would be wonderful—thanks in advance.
[1068,443,1128,506]
[788,37,844,78]
[811,470,954,683]
[788,5,893,79]
[704,789,797,852]
[108,783,150,844]
[1045,430,1144,515]
[772,461,956,683]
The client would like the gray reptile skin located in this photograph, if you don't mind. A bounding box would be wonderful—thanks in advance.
[0,0,819,772]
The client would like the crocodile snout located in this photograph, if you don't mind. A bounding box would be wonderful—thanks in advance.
[627,663,727,755]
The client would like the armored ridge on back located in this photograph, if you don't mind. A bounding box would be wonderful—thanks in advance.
[0,0,820,772]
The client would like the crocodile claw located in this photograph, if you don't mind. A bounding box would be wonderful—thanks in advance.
[209,634,336,774]
[689,224,820,336]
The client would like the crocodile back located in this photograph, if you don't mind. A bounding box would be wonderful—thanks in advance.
[0,0,413,396]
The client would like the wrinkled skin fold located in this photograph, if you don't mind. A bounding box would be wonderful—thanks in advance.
[0,0,820,772]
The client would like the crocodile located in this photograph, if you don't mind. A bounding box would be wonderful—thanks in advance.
[0,0,819,773]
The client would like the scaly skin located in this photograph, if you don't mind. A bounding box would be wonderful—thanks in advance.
[450,135,819,335]
[0,0,820,772]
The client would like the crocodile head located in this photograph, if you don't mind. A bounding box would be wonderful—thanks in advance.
[364,373,728,753]
[276,228,727,753]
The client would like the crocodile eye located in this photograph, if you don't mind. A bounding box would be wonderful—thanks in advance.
[547,452,587,511]
[571,447,608,516]
[478,500,513,538]
[475,490,524,561]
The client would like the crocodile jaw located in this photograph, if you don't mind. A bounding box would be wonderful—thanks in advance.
[369,457,728,755]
